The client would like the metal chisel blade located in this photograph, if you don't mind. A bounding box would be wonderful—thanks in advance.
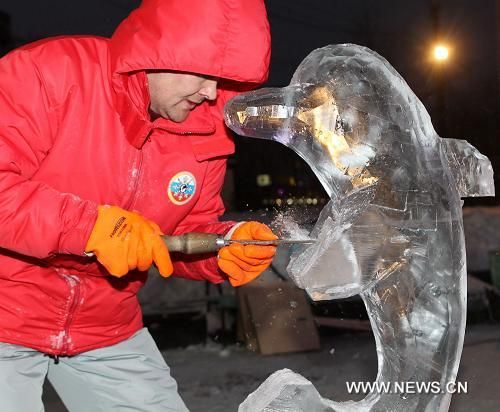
[227,239,316,246]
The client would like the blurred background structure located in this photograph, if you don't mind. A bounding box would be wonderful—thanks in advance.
[1,1,500,411]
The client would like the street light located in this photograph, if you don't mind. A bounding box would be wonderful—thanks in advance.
[432,44,450,62]
[429,42,451,136]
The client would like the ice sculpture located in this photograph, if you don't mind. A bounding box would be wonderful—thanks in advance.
[224,44,494,411]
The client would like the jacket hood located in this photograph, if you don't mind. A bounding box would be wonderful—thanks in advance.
[109,0,271,83]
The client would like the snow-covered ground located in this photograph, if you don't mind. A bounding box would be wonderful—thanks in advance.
[43,323,500,411]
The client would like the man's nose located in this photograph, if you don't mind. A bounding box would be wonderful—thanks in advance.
[199,79,218,101]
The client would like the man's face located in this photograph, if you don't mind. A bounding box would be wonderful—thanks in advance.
[146,71,218,123]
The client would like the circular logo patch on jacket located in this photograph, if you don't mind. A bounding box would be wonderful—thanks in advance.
[168,172,197,205]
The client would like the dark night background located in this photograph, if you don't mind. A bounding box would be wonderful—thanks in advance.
[1,0,498,211]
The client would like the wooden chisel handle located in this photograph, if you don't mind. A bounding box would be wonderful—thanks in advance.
[162,232,225,254]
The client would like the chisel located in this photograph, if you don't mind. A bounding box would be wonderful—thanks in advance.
[162,232,315,254]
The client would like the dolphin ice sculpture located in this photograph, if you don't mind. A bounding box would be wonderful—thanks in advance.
[224,44,494,412]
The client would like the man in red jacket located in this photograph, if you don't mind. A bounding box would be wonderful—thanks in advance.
[0,0,275,410]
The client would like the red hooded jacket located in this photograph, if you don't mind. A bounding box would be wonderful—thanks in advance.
[0,0,270,355]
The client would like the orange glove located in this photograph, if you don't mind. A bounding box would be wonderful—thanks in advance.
[85,205,173,278]
[217,221,278,287]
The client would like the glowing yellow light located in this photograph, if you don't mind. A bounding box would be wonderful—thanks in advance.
[433,45,449,61]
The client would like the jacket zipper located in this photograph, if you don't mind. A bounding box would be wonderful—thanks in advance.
[124,149,144,210]
[59,273,81,355]
[156,125,214,136]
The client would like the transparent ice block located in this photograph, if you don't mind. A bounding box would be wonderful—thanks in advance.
[225,44,494,412]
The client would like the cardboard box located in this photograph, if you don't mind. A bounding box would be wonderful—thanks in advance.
[237,282,320,355]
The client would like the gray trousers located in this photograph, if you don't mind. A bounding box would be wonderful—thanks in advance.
[0,328,189,412]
